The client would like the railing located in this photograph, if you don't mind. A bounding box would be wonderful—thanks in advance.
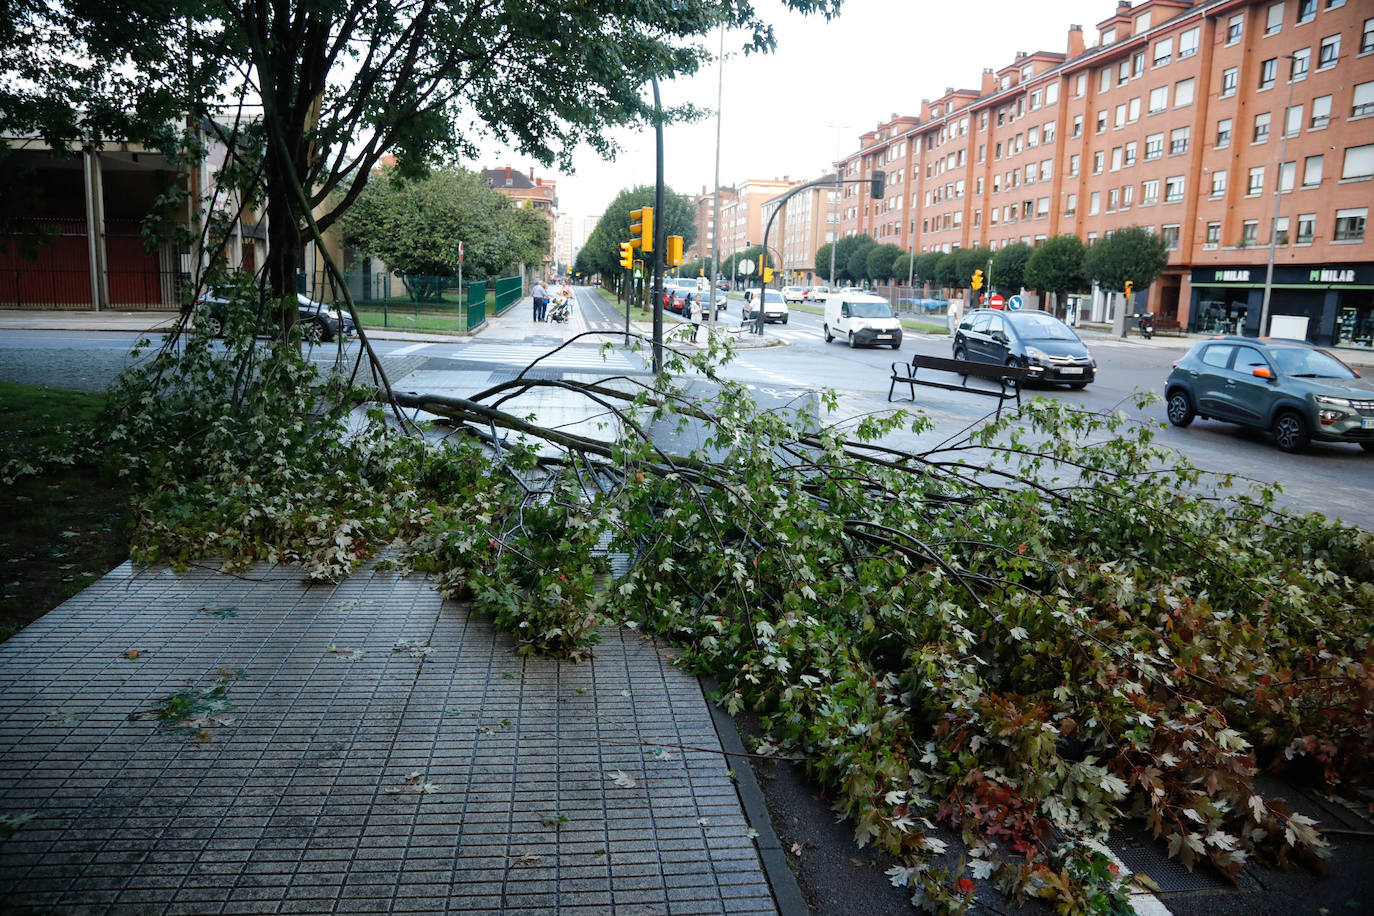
[465,280,486,332]
[297,270,508,334]
[492,275,523,315]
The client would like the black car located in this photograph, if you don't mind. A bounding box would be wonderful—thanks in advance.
[196,292,356,343]
[953,308,1096,388]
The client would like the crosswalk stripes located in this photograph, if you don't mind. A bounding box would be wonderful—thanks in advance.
[429,342,643,372]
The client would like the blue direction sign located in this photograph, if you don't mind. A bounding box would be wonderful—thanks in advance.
[1007,295,1023,311]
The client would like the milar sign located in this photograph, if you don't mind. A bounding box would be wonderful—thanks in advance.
[1214,269,1250,282]
[1309,268,1354,283]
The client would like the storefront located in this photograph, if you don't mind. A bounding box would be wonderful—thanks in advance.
[1186,264,1374,349]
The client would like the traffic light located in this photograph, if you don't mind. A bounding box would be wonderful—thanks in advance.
[871,169,885,199]
[666,235,683,267]
[619,242,634,270]
[762,266,774,284]
[629,206,653,252]
[1124,280,1134,297]
[971,269,984,291]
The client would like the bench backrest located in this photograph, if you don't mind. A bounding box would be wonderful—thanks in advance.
[909,354,1028,381]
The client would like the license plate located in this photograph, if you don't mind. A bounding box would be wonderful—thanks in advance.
[876,333,891,339]
[1059,367,1084,375]
[1363,419,1374,429]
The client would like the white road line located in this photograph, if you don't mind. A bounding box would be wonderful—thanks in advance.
[387,342,433,356]
[431,342,639,371]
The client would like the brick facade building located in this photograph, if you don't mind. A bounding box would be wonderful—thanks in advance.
[835,0,1372,348]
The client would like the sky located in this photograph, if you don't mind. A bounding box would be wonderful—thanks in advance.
[470,0,1121,246]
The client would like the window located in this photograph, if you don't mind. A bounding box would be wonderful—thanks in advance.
[1043,122,1055,144]
[1154,38,1173,67]
[1334,207,1367,241]
[1128,97,1141,121]
[1145,133,1164,159]
[1248,166,1266,195]
[1093,151,1104,173]
[1040,159,1052,181]
[1273,216,1290,245]
[1115,103,1126,128]
[1310,95,1331,128]
[1096,110,1107,133]
[1174,78,1195,108]
[1297,0,1316,23]
[1292,47,1310,80]
[1211,170,1227,197]
[978,144,986,163]
[1164,176,1185,202]
[1132,52,1145,78]
[1318,34,1340,68]
[1170,127,1190,155]
[1364,17,1374,53]
[1119,61,1131,86]
[1254,112,1271,142]
[1259,58,1277,89]
[1122,184,1134,208]
[1265,3,1283,36]
[1028,126,1040,148]
[1108,188,1120,211]
[1227,15,1244,45]
[1046,83,1059,105]
[1242,220,1259,245]
[1149,86,1168,112]
[1065,193,1077,215]
[1202,344,1237,369]
[1179,27,1200,59]
[976,176,984,194]
[1072,114,1083,137]
[1286,104,1303,136]
[1100,67,1112,93]
[1161,225,1180,249]
[1037,197,1049,217]
[1142,179,1160,204]
[1343,144,1374,179]
[1089,191,1101,215]
[1354,81,1374,118]
[1221,68,1238,97]
[1111,147,1123,171]
[1205,221,1221,246]
[1137,11,1152,30]
[1297,213,1315,243]
[1024,164,1035,184]
[1075,74,1086,97]
[1216,118,1232,147]
[1068,154,1080,176]
[1030,89,1042,111]
[1304,154,1324,186]
[1124,141,1137,166]
[1280,160,1296,191]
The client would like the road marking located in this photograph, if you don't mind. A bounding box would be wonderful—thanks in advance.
[430,342,641,372]
[388,342,433,356]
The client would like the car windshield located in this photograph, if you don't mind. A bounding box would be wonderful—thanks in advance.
[850,301,893,318]
[764,291,783,301]
[1270,347,1357,379]
[1010,312,1077,341]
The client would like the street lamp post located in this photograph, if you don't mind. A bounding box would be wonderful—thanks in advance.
[1259,53,1297,339]
[707,25,724,336]
[650,75,665,374]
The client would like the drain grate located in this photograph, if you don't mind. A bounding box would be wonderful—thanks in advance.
[1107,828,1257,893]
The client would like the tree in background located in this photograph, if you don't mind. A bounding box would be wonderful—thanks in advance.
[1024,234,1088,316]
[913,251,944,290]
[936,247,990,292]
[866,244,904,284]
[813,242,836,283]
[836,235,876,285]
[578,185,697,281]
[990,242,1033,297]
[1081,226,1169,295]
[340,166,547,297]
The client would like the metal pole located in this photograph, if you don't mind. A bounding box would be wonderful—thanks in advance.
[708,24,724,335]
[651,75,665,374]
[1259,53,1296,339]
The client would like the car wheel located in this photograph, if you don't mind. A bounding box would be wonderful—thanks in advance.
[847,331,858,349]
[206,315,224,337]
[1272,410,1310,453]
[1066,381,1087,389]
[890,341,901,351]
[303,318,327,343]
[953,345,966,361]
[823,323,833,342]
[1166,389,1195,427]
[782,315,788,324]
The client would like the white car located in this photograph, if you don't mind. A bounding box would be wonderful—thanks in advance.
[781,286,806,304]
[804,286,830,302]
[742,289,789,324]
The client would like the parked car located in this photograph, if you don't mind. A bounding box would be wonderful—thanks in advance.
[1164,337,1374,453]
[781,286,807,304]
[741,289,789,324]
[822,292,901,349]
[804,286,830,302]
[952,308,1095,388]
[196,291,356,342]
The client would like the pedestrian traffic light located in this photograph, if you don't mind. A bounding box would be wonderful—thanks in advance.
[971,269,984,290]
[1124,280,1134,297]
[619,241,634,270]
[629,206,653,252]
[871,169,885,199]
[666,235,684,267]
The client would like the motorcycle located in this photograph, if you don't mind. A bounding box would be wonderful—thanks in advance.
[1136,312,1155,340]
[548,296,571,323]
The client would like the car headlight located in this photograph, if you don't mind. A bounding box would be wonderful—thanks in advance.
[1024,346,1048,364]
[1314,394,1351,409]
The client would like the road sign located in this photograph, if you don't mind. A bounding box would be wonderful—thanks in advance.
[990,293,1005,309]
[1007,295,1023,311]
[458,240,464,264]
[737,260,754,276]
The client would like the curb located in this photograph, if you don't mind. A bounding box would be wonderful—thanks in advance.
[701,676,809,916]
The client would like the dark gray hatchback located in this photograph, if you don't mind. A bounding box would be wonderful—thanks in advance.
[1164,337,1374,453]
[952,308,1096,387]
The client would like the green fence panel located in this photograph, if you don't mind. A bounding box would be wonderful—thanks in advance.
[492,275,523,315]
[465,280,486,331]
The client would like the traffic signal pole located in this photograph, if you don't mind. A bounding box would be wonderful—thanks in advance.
[651,76,665,375]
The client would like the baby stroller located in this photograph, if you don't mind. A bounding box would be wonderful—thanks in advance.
[548,295,571,323]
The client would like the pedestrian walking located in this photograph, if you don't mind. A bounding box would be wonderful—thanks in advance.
[531,279,549,322]
[687,292,702,343]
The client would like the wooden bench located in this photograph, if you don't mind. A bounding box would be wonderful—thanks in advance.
[1154,319,1183,336]
[888,355,1028,418]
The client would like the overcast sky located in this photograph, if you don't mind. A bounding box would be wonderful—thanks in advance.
[472,0,1116,244]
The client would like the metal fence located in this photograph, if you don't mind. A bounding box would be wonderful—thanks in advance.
[296,270,519,333]
[492,275,523,315]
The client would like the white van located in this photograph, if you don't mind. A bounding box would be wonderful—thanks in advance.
[823,292,902,349]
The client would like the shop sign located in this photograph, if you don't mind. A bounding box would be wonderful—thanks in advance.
[1214,269,1251,282]
[1309,268,1354,283]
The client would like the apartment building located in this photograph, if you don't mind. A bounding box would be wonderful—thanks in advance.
[717,178,799,261]
[687,185,737,265]
[835,0,1373,348]
[773,182,841,283]
[482,167,558,270]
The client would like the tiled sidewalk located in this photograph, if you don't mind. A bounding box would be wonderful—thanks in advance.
[0,562,775,915]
